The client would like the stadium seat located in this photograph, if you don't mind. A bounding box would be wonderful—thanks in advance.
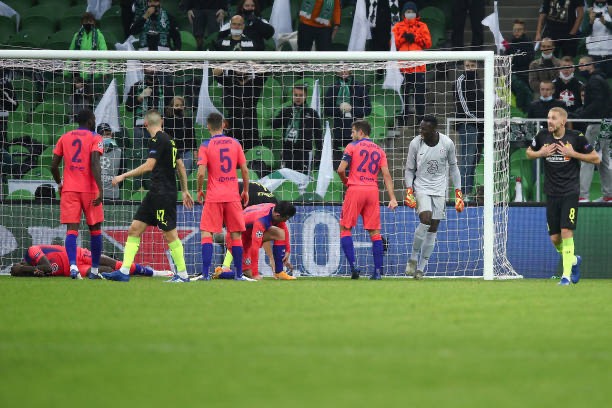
[7,122,52,146]
[428,0,453,29]
[9,30,46,49]
[1,0,36,16]
[8,145,30,163]
[45,30,76,50]
[57,15,85,34]
[273,180,301,201]
[7,189,35,201]
[22,167,53,180]
[39,146,55,168]
[0,16,16,44]
[130,190,148,201]
[245,146,277,169]
[180,31,197,51]
[303,173,344,203]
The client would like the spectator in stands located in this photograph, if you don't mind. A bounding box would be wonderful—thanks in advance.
[120,0,141,39]
[69,76,94,123]
[528,38,561,94]
[324,68,372,168]
[535,0,584,57]
[185,0,227,50]
[164,96,197,175]
[97,123,122,200]
[585,1,612,78]
[365,0,403,52]
[297,0,341,51]
[214,15,257,51]
[553,56,584,114]
[130,0,181,50]
[0,68,18,152]
[451,0,485,51]
[212,65,265,151]
[392,2,432,125]
[221,0,274,51]
[454,60,484,199]
[576,55,612,202]
[271,86,322,174]
[506,19,535,113]
[527,80,566,119]
[126,66,174,165]
[67,12,109,81]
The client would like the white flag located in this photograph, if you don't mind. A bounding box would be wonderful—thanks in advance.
[195,62,221,126]
[0,1,19,30]
[383,32,404,97]
[259,168,310,192]
[315,121,334,198]
[87,0,112,20]
[348,0,371,51]
[310,78,321,116]
[94,79,120,132]
[481,1,506,54]
[270,0,293,46]
[115,37,143,104]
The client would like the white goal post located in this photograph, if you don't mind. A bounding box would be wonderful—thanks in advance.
[0,49,519,280]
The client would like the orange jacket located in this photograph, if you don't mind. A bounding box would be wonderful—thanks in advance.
[299,0,341,28]
[392,17,432,73]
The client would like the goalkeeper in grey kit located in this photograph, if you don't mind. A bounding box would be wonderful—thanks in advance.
[404,116,464,279]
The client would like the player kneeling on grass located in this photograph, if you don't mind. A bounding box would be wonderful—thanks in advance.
[214,202,297,280]
[337,120,398,280]
[10,245,170,278]
[404,115,463,279]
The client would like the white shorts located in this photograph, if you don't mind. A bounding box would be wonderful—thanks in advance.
[415,193,446,220]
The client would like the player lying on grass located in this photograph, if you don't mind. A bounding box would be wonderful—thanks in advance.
[10,245,170,279]
[213,202,297,280]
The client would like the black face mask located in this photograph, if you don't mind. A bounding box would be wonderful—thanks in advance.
[83,23,93,32]
[465,71,477,80]
[173,109,184,117]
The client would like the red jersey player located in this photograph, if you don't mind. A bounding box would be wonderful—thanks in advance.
[50,109,104,280]
[9,245,170,278]
[196,112,251,281]
[216,202,297,280]
[337,120,398,280]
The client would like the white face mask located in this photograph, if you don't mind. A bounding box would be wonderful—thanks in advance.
[559,71,574,81]
[540,95,553,102]
[405,12,416,20]
[541,52,553,60]
[231,29,243,36]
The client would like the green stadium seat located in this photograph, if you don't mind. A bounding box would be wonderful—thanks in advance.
[273,181,301,201]
[7,189,35,201]
[0,16,16,44]
[180,31,197,51]
[419,7,446,26]
[39,146,55,168]
[130,190,148,201]
[57,16,85,34]
[22,167,53,180]
[45,30,76,50]
[1,1,36,16]
[7,122,52,146]
[245,146,277,169]
[21,15,58,36]
[248,169,260,182]
[9,30,45,49]
[428,0,453,29]
[303,173,344,203]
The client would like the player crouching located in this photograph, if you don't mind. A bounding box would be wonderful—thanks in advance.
[214,202,297,280]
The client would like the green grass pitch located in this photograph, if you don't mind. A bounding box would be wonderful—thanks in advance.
[1,277,612,408]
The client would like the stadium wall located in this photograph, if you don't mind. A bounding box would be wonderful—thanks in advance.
[0,205,610,278]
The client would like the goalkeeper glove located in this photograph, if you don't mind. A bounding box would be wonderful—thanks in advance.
[455,189,464,213]
[404,188,416,208]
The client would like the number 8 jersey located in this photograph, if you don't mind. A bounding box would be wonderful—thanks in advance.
[342,138,389,189]
[53,128,104,193]
[197,134,246,202]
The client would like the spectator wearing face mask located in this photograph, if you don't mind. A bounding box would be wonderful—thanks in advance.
[130,0,182,50]
[391,2,432,125]
[97,123,122,200]
[535,0,584,57]
[527,80,566,119]
[219,0,274,51]
[164,96,197,175]
[68,12,108,80]
[553,56,584,114]
[214,15,257,51]
[528,38,561,94]
[586,0,612,78]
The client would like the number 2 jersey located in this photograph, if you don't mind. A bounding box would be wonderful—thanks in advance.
[342,138,388,189]
[53,128,104,193]
[197,134,246,202]
[530,129,593,196]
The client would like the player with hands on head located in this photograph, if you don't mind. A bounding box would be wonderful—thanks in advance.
[526,107,600,286]
[10,244,171,278]
[404,115,463,279]
[214,202,297,280]
[103,109,194,282]
[196,112,251,281]
[50,109,104,280]
[337,120,398,280]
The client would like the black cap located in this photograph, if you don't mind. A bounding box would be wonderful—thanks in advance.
[96,123,112,134]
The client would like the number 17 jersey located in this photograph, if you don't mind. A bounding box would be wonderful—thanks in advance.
[197,134,246,202]
[343,138,388,188]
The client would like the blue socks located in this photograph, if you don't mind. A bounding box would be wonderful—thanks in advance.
[201,240,213,279]
[372,237,384,276]
[90,231,102,268]
[340,235,356,269]
[231,244,243,279]
[65,231,78,267]
[273,245,285,273]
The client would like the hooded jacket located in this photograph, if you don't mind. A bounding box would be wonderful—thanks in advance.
[392,17,432,73]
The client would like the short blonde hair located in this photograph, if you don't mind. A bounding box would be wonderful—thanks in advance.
[144,109,162,126]
[549,106,568,119]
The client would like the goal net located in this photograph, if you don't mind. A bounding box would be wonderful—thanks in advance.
[0,50,519,279]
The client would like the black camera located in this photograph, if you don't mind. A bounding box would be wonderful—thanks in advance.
[595,12,603,17]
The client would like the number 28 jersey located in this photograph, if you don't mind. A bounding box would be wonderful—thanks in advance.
[53,128,104,193]
[197,134,246,202]
[342,138,388,189]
